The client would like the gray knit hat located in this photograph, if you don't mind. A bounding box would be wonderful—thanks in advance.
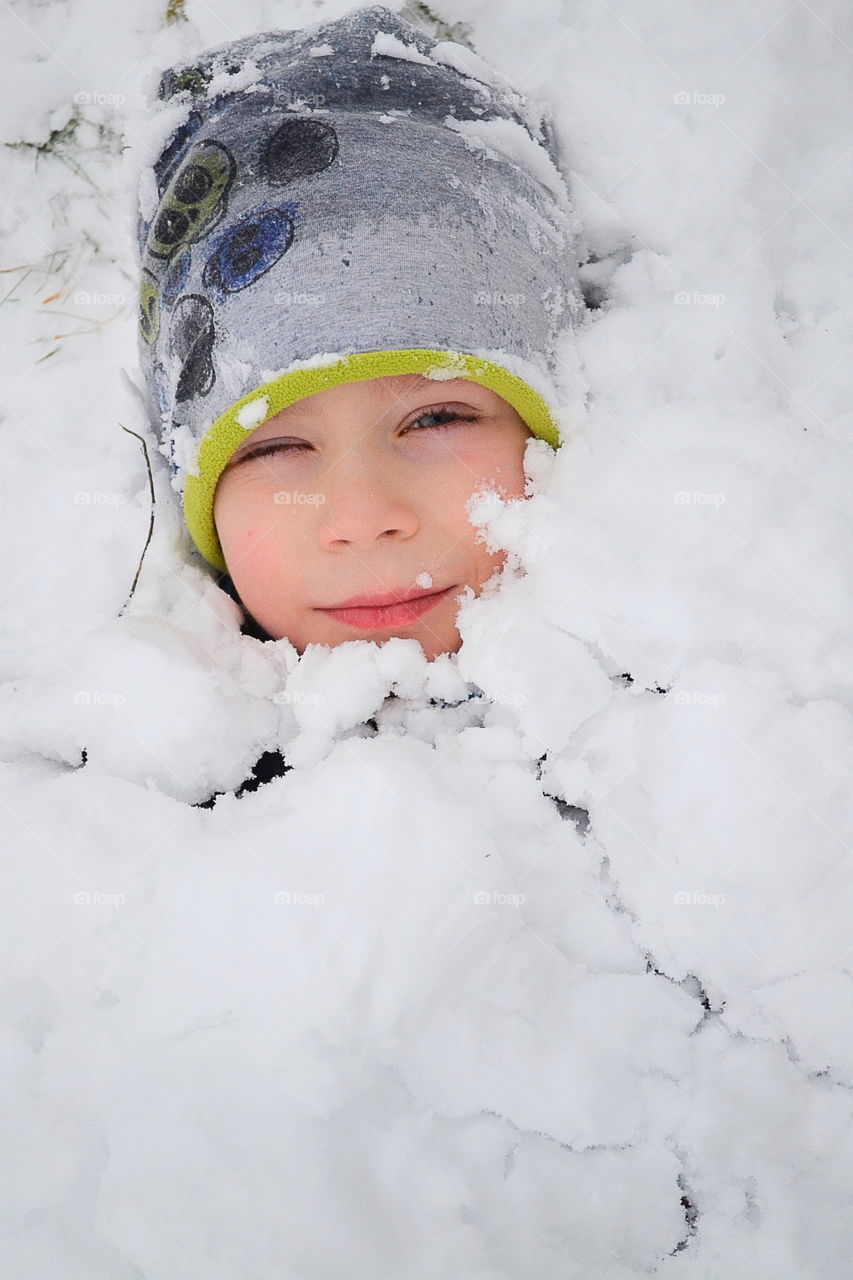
[136,4,585,572]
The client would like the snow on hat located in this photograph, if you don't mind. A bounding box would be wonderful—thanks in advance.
[136,3,585,573]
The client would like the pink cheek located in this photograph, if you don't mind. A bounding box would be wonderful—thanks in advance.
[236,529,264,563]
[239,530,280,571]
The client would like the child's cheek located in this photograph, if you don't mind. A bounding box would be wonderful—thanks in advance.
[240,528,278,565]
[460,450,528,501]
[229,518,279,577]
[450,435,528,487]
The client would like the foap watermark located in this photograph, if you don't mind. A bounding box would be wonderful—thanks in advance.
[74,890,126,906]
[473,290,526,307]
[274,891,326,906]
[490,692,526,707]
[282,90,326,107]
[273,290,326,306]
[74,691,126,706]
[74,491,126,505]
[673,91,725,108]
[73,290,127,307]
[674,491,725,507]
[674,291,726,307]
[673,890,726,907]
[273,491,326,506]
[672,691,726,707]
[73,90,126,108]
[273,690,325,706]
[473,891,526,907]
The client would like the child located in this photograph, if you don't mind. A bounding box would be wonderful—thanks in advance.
[137,3,585,661]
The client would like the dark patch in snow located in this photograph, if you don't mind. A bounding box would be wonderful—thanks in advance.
[547,792,590,836]
[615,672,669,695]
[535,754,590,835]
[577,242,636,312]
[670,1171,700,1254]
[598,852,641,924]
[194,748,292,808]
[645,955,726,1030]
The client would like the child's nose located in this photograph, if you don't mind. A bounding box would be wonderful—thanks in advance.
[315,460,420,549]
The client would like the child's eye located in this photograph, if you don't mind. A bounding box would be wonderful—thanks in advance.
[403,405,478,434]
[237,439,306,462]
[234,405,477,465]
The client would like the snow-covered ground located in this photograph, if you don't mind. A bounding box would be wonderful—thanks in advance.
[0,0,851,1275]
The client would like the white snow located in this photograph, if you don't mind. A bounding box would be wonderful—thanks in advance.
[236,393,270,428]
[444,112,574,211]
[431,39,502,90]
[0,1,850,1276]
[204,55,264,99]
[371,30,439,67]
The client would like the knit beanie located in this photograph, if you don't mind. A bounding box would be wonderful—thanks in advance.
[136,4,585,574]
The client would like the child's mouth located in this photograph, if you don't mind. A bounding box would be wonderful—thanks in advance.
[317,585,457,630]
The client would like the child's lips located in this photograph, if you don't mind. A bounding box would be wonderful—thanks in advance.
[317,585,457,630]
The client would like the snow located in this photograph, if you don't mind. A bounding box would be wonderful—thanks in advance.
[203,56,264,99]
[235,393,270,429]
[443,112,574,209]
[371,29,440,67]
[0,0,850,1276]
[431,38,506,91]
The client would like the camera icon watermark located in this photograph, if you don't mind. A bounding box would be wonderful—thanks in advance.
[673,291,726,307]
[282,90,326,107]
[272,290,325,306]
[73,290,127,307]
[473,890,526,907]
[673,91,725,108]
[73,90,126,108]
[273,491,326,506]
[671,691,726,707]
[73,691,126,706]
[273,690,324,706]
[473,290,526,307]
[73,491,126,505]
[674,491,726,506]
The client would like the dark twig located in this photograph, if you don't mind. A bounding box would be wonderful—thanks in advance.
[118,423,155,613]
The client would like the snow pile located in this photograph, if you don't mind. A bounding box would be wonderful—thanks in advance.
[0,1,850,1276]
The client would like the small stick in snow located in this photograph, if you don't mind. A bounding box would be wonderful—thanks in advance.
[118,423,155,614]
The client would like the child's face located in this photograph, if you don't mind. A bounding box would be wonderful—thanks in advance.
[212,374,532,660]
